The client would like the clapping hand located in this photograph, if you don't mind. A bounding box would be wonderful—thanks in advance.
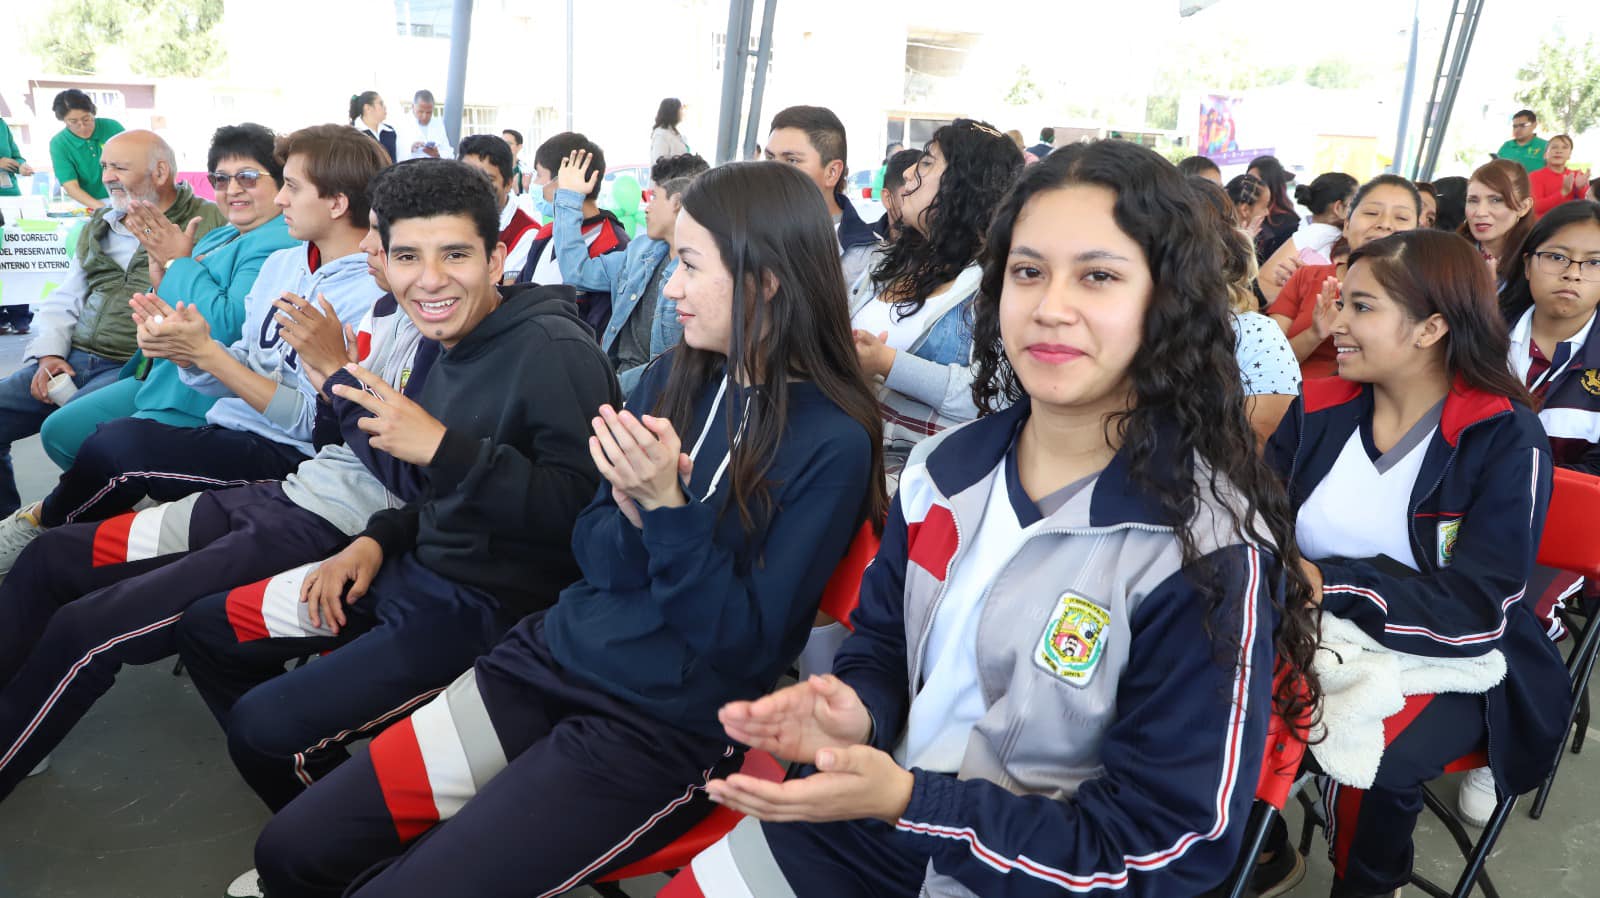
[588,405,689,515]
[275,292,357,392]
[1311,276,1340,341]
[705,676,913,824]
[126,200,200,266]
[131,293,213,367]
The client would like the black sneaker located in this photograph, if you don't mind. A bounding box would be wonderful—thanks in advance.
[1252,816,1307,897]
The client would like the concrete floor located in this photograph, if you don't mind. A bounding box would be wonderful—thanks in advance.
[0,330,1595,897]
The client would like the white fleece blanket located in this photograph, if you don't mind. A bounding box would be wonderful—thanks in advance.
[1309,614,1505,789]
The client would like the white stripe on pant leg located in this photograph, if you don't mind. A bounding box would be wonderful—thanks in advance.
[124,503,171,562]
[410,691,480,822]
[688,835,759,898]
[261,564,330,639]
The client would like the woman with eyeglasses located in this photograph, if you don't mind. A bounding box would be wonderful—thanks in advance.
[47,89,125,210]
[37,123,298,470]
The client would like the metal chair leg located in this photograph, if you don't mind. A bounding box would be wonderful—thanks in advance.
[1451,795,1516,898]
[1222,804,1277,898]
[171,658,185,676]
[1530,605,1600,819]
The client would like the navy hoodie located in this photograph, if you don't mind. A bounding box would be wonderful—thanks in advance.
[1266,377,1570,795]
[332,285,620,618]
[542,352,875,739]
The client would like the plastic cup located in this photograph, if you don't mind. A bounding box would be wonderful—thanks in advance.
[46,372,78,406]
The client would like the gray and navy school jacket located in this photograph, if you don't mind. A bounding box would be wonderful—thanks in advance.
[1505,306,1600,474]
[836,190,879,290]
[286,294,436,536]
[1265,376,1570,796]
[179,243,383,456]
[832,400,1279,898]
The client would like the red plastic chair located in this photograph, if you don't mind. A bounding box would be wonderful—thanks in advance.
[591,524,881,893]
[1220,669,1311,898]
[1528,467,1600,819]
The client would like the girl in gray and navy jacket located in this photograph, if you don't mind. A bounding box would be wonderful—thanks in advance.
[1261,230,1569,897]
[685,140,1322,898]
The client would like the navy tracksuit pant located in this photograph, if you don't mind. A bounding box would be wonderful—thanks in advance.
[0,484,346,799]
[176,553,513,813]
[252,613,741,898]
[1322,691,1487,896]
[38,417,308,527]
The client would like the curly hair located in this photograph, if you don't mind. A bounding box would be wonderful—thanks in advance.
[870,119,1023,318]
[971,140,1322,727]
[370,158,501,256]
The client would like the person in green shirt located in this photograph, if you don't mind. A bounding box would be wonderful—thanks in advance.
[0,118,35,198]
[1495,109,1549,174]
[48,89,125,210]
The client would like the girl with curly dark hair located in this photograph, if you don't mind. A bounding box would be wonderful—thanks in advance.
[849,119,1022,481]
[689,139,1321,898]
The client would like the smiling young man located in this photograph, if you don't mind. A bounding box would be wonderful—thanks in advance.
[0,209,436,803]
[171,161,617,884]
[766,105,877,288]
[0,125,386,571]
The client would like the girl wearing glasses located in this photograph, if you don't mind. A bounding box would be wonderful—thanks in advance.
[47,89,124,210]
[37,123,298,470]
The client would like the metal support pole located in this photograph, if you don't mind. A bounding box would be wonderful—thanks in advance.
[715,0,755,165]
[741,0,779,161]
[566,0,575,131]
[1419,0,1486,181]
[1393,0,1421,175]
[444,0,474,149]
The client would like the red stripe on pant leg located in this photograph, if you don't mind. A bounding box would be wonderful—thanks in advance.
[90,513,137,567]
[224,579,272,643]
[1382,693,1436,747]
[1331,784,1364,880]
[658,866,706,898]
[368,718,439,843]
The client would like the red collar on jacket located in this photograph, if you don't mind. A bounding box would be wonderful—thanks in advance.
[1301,375,1512,447]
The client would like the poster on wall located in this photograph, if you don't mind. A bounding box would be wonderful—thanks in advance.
[1198,94,1272,166]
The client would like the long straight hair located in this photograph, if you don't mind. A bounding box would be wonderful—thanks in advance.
[1348,229,1532,405]
[971,140,1322,726]
[655,162,888,533]
[1498,200,1600,324]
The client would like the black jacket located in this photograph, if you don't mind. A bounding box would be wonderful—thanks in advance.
[340,285,620,616]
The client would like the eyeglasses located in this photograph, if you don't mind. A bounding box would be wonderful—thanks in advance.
[209,169,269,190]
[1531,251,1600,282]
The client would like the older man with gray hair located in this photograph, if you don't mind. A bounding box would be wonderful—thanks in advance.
[0,130,223,514]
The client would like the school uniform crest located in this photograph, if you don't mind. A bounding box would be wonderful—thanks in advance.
[1035,592,1111,686]
[1581,369,1600,397]
[1437,518,1463,567]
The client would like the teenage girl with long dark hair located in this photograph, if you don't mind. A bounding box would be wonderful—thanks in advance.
[250,161,888,897]
[1259,229,1569,897]
[674,139,1322,898]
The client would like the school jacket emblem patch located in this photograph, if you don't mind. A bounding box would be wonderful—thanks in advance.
[1581,369,1600,397]
[1035,592,1111,686]
[1437,517,1463,567]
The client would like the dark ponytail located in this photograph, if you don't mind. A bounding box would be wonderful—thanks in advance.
[1296,172,1358,217]
[349,91,380,125]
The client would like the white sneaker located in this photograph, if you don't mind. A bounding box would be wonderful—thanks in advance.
[1457,766,1497,827]
[27,754,49,777]
[224,868,264,898]
[0,503,43,574]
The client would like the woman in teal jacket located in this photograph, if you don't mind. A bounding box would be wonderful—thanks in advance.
[40,123,298,468]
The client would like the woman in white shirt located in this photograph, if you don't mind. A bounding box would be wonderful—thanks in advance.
[1259,171,1358,303]
[649,98,690,164]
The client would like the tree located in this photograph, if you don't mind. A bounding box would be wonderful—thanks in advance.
[1516,32,1600,136]
[32,0,226,79]
[1004,65,1043,107]
[1306,58,1368,91]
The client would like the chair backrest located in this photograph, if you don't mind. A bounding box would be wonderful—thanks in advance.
[816,522,880,631]
[1257,666,1311,810]
[1536,467,1600,579]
